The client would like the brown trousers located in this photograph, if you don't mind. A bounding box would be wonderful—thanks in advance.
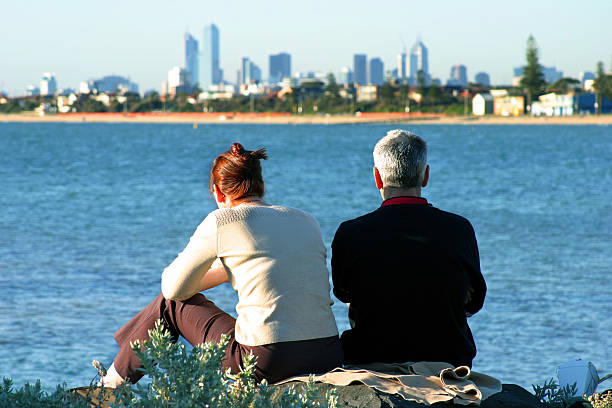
[113,292,343,384]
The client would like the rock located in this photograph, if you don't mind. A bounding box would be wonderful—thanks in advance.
[482,384,547,408]
[271,382,546,407]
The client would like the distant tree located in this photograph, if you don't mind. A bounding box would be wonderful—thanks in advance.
[426,81,442,104]
[0,99,22,113]
[73,97,108,113]
[399,83,410,110]
[318,74,343,112]
[300,80,325,100]
[380,81,396,107]
[191,84,203,96]
[519,34,546,110]
[131,92,162,112]
[593,61,612,114]
[23,99,39,111]
[324,73,340,97]
[548,77,580,93]
[417,70,426,95]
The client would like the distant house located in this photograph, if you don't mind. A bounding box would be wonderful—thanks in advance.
[472,93,494,115]
[494,96,524,116]
[356,85,378,102]
[35,103,53,116]
[573,93,612,114]
[57,96,71,113]
[95,94,111,107]
[490,89,509,98]
[531,92,612,115]
[531,93,574,116]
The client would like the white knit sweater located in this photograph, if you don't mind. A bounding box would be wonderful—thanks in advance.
[161,204,339,346]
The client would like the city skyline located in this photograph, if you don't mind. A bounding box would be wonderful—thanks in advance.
[2,0,611,96]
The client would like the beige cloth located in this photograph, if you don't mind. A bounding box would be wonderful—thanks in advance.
[277,362,502,406]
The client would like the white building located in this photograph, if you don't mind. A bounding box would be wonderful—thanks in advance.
[167,66,191,96]
[490,89,509,98]
[531,93,574,116]
[79,82,92,94]
[356,85,378,102]
[26,85,40,96]
[40,73,57,96]
[338,66,353,84]
[396,51,408,84]
[57,94,78,113]
[472,93,494,115]
[579,72,596,89]
[409,39,430,86]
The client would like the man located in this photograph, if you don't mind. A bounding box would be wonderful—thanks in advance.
[331,129,486,368]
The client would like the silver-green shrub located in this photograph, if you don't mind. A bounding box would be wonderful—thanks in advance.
[1,320,337,407]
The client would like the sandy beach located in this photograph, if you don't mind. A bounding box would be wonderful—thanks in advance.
[2,111,612,125]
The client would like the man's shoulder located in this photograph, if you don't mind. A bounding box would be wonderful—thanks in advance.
[430,206,474,228]
[336,208,380,231]
[337,205,474,234]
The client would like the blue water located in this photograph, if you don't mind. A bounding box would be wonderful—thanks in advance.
[0,122,610,392]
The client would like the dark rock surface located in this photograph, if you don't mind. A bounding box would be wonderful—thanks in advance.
[272,382,546,407]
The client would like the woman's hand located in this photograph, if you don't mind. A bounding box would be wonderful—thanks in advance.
[200,260,230,291]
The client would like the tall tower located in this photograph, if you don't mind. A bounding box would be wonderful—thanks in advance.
[396,50,408,84]
[353,54,367,85]
[200,23,221,89]
[269,52,291,83]
[40,73,57,96]
[449,64,468,88]
[369,58,384,85]
[184,32,199,87]
[409,39,429,86]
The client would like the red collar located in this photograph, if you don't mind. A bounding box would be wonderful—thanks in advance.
[381,196,429,207]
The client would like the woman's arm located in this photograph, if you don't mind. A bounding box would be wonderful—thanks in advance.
[200,260,230,291]
[161,214,219,300]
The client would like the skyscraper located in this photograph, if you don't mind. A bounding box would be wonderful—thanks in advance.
[239,57,261,85]
[88,75,139,94]
[409,39,429,86]
[269,52,291,83]
[168,66,191,96]
[339,66,353,84]
[396,51,408,84]
[448,64,468,88]
[369,58,384,85]
[542,66,563,83]
[200,23,221,90]
[40,73,57,96]
[353,54,367,85]
[579,71,595,87]
[184,32,199,87]
[474,72,491,87]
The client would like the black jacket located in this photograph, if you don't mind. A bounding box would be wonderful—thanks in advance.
[331,200,486,367]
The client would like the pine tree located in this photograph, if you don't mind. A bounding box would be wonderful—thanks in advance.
[593,61,612,114]
[519,35,545,111]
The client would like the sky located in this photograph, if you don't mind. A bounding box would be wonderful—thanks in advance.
[1,0,612,96]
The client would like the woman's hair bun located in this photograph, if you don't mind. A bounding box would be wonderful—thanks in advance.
[210,143,268,199]
[231,142,245,156]
[250,148,268,161]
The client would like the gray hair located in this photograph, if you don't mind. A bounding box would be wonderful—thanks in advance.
[373,129,427,188]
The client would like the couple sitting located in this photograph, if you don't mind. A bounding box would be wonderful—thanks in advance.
[101,129,487,387]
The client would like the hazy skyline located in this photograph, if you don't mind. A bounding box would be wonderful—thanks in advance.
[2,0,611,95]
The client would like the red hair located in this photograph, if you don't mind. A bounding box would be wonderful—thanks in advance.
[209,143,268,200]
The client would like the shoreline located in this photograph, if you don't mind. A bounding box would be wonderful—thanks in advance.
[2,112,612,125]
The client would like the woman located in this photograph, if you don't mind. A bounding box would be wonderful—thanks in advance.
[101,143,342,386]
